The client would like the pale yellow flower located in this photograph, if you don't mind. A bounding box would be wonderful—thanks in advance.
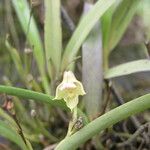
[54,71,86,111]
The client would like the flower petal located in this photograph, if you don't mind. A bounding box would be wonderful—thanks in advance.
[75,81,86,96]
[54,83,66,99]
[63,71,77,83]
[64,97,79,111]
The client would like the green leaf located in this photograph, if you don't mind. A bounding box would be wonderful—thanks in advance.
[61,0,118,71]
[82,3,103,119]
[108,0,141,51]
[5,40,24,78]
[101,5,115,50]
[12,0,50,94]
[0,108,18,130]
[104,59,150,79]
[0,121,28,150]
[101,0,141,70]
[138,0,150,40]
[56,93,150,150]
[44,0,62,78]
[101,4,116,70]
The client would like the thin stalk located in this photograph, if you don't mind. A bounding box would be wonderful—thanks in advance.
[66,107,78,137]
[55,94,150,150]
[5,0,19,49]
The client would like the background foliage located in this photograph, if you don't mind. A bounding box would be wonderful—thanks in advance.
[0,0,150,149]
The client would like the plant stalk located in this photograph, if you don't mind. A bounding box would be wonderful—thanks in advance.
[0,85,67,110]
[55,94,150,150]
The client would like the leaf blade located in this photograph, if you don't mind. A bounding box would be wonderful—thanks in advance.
[0,121,27,150]
[44,0,62,77]
[82,2,103,119]
[108,0,141,51]
[61,0,118,71]
[12,0,50,94]
[104,59,150,79]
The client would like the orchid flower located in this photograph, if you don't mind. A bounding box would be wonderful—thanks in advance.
[54,71,86,111]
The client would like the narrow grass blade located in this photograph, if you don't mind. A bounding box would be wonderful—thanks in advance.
[0,108,18,129]
[82,3,103,119]
[5,40,24,78]
[61,0,118,71]
[5,0,19,49]
[104,59,150,79]
[101,5,116,70]
[0,121,28,150]
[56,93,150,150]
[139,0,150,40]
[44,0,62,78]
[0,108,33,150]
[108,0,141,51]
[12,0,50,94]
[101,5,115,50]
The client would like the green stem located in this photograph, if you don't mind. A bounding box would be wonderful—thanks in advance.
[55,94,150,150]
[0,85,67,110]
[66,121,74,137]
[72,107,77,122]
[66,107,78,137]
